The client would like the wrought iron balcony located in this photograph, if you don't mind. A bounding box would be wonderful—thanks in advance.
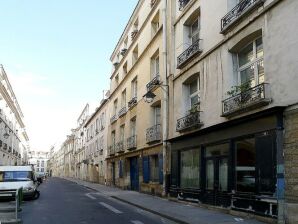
[110,114,118,124]
[127,135,137,150]
[120,48,127,56]
[146,124,161,143]
[116,141,125,153]
[176,111,203,132]
[222,83,271,117]
[151,0,157,7]
[131,29,138,40]
[178,0,191,10]
[128,97,138,110]
[108,145,115,156]
[177,39,202,69]
[221,0,265,33]
[118,106,127,118]
[146,74,160,92]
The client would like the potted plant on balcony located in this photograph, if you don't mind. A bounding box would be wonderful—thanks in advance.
[227,82,252,106]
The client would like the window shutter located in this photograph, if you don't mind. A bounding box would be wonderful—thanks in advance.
[159,153,163,184]
[143,156,150,183]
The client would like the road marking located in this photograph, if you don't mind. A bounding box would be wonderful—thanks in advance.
[85,193,96,200]
[99,202,123,214]
[131,221,144,224]
[234,218,244,222]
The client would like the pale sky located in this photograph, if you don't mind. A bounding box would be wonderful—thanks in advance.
[0,0,138,151]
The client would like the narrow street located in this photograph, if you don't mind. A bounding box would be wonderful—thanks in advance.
[21,178,176,224]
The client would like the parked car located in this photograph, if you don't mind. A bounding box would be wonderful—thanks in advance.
[0,166,40,200]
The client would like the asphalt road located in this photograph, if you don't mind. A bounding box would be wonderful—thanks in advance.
[21,177,176,224]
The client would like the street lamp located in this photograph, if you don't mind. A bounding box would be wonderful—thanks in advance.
[142,91,156,103]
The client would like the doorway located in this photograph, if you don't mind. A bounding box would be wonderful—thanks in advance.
[130,157,139,191]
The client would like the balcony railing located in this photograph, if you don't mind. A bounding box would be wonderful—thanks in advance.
[118,107,127,118]
[146,124,161,143]
[127,135,137,150]
[176,111,203,132]
[151,0,157,7]
[177,39,202,69]
[146,74,160,92]
[222,83,271,117]
[110,114,118,124]
[128,97,138,110]
[221,0,265,33]
[108,145,115,156]
[116,141,125,153]
[178,0,191,10]
[131,29,138,40]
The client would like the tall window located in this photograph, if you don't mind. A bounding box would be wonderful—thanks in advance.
[123,62,128,76]
[189,78,200,109]
[180,149,200,188]
[120,125,125,142]
[190,18,200,44]
[113,99,118,115]
[151,54,160,78]
[132,45,138,65]
[115,74,119,86]
[111,131,116,146]
[151,11,160,36]
[130,118,136,136]
[238,37,264,87]
[131,78,138,98]
[154,106,161,125]
[121,90,126,108]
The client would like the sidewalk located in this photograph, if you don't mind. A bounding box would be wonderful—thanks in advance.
[63,177,270,224]
[0,201,22,224]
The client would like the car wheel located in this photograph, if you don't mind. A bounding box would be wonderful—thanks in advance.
[33,191,40,200]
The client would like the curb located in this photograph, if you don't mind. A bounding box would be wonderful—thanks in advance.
[111,196,190,224]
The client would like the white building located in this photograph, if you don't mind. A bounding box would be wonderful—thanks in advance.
[28,150,49,176]
[0,65,30,166]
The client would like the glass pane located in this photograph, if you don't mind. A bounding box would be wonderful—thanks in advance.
[190,95,199,108]
[236,138,256,192]
[155,107,161,125]
[240,65,255,86]
[257,59,265,84]
[238,42,254,67]
[206,143,229,157]
[219,158,228,191]
[206,160,214,190]
[189,81,198,95]
[180,149,200,188]
[256,37,263,58]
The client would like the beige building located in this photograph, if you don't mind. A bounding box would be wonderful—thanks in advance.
[106,0,166,195]
[0,65,29,166]
[165,0,298,223]
[84,96,109,184]
[63,133,75,178]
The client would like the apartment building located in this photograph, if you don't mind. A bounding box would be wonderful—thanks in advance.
[74,104,89,180]
[28,150,49,176]
[106,0,166,195]
[166,0,297,222]
[62,133,75,178]
[84,97,109,184]
[0,65,30,166]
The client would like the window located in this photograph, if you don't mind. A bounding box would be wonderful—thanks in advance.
[123,62,128,76]
[180,149,200,188]
[96,118,99,132]
[115,74,119,86]
[131,78,138,98]
[120,125,125,142]
[121,90,126,108]
[189,79,200,109]
[238,37,264,87]
[150,155,159,182]
[130,118,136,136]
[41,168,44,172]
[37,160,40,167]
[151,11,160,36]
[100,112,105,130]
[151,53,159,78]
[113,99,118,115]
[154,106,161,125]
[111,131,116,146]
[124,37,128,49]
[190,18,200,44]
[132,45,138,65]
[41,161,44,167]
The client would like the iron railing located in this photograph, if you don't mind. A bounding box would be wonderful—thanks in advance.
[151,0,157,7]
[221,0,265,32]
[118,107,127,118]
[131,29,138,40]
[146,124,161,143]
[127,135,137,150]
[128,97,138,109]
[222,83,271,116]
[116,141,125,153]
[108,145,115,156]
[177,39,202,69]
[178,0,191,10]
[146,74,160,92]
[176,111,203,132]
[110,114,117,124]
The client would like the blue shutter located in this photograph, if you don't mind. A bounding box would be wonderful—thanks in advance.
[159,154,163,184]
[143,156,150,183]
[119,160,123,178]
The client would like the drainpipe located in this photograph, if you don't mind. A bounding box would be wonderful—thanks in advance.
[161,0,169,196]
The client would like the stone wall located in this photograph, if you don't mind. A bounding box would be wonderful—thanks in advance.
[284,107,298,224]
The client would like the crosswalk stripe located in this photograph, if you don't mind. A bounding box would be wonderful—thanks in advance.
[131,221,144,224]
[99,202,123,214]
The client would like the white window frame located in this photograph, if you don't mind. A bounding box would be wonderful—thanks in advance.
[190,17,200,44]
[151,54,160,78]
[154,106,161,125]
[237,37,264,87]
[131,79,138,98]
[121,90,126,108]
[189,78,200,110]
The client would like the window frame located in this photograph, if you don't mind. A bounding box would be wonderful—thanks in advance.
[188,78,200,110]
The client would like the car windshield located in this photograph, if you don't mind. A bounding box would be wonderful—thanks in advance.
[0,171,34,182]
